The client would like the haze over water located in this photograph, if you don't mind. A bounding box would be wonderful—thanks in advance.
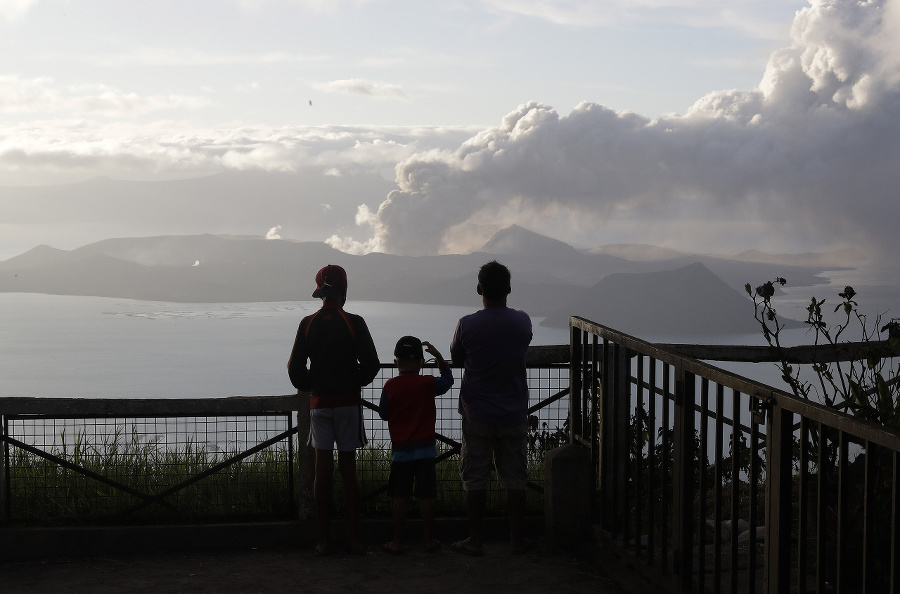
[0,294,570,399]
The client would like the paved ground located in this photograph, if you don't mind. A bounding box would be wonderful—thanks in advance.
[1,538,625,594]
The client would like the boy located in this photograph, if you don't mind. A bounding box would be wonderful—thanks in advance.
[378,336,454,554]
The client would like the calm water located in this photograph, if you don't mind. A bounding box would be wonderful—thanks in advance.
[3,265,896,400]
[0,293,570,398]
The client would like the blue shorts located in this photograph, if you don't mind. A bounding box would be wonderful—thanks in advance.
[307,405,368,452]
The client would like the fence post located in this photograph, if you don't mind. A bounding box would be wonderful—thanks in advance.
[597,344,632,535]
[570,322,583,445]
[296,393,315,521]
[0,415,7,526]
[672,367,696,591]
[765,399,793,594]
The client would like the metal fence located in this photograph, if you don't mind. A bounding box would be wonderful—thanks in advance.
[0,348,570,527]
[571,316,900,593]
[0,397,300,526]
[357,360,570,516]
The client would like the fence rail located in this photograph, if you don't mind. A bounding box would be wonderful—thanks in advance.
[0,396,302,525]
[0,350,571,527]
[9,317,897,592]
[571,316,900,593]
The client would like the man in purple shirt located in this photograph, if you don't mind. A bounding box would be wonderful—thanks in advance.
[449,260,533,556]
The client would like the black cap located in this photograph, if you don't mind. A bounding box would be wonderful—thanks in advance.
[394,335,424,361]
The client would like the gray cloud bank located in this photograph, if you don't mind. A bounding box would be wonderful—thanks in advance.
[360,0,900,260]
[3,0,898,262]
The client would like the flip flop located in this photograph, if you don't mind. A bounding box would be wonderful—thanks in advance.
[314,544,334,557]
[451,539,484,557]
[382,542,404,555]
[424,540,442,553]
[347,542,367,556]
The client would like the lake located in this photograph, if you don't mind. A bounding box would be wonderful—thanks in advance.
[0,293,571,398]
[2,270,894,399]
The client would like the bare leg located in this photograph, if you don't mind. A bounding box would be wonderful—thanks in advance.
[463,489,486,551]
[420,498,439,550]
[337,450,362,554]
[313,449,335,555]
[385,497,408,552]
[508,488,529,551]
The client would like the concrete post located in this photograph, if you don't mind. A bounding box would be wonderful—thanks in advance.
[544,443,592,547]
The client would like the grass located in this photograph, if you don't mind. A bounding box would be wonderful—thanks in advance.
[7,428,293,526]
[6,425,560,526]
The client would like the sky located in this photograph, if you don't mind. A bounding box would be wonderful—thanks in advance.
[2,0,899,261]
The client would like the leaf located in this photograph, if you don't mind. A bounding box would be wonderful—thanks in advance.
[849,380,866,408]
[876,374,894,419]
[745,283,752,296]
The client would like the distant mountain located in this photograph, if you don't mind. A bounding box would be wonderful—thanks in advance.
[586,243,687,261]
[541,262,799,338]
[0,227,829,335]
[480,224,582,257]
[2,244,69,268]
[730,248,867,268]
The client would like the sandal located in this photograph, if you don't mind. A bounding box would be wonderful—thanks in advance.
[451,539,484,557]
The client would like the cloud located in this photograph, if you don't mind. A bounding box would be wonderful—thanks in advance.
[0,76,209,116]
[482,0,798,38]
[346,0,900,260]
[0,0,38,22]
[266,225,282,239]
[89,49,327,68]
[234,82,261,93]
[312,79,408,100]
[324,234,380,255]
[235,0,376,14]
[0,120,476,183]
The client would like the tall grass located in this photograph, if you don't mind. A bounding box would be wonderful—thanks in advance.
[8,421,561,526]
[7,428,292,526]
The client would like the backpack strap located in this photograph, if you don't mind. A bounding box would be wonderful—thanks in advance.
[304,308,356,342]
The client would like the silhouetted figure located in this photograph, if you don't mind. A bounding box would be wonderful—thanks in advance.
[449,260,533,556]
[288,264,380,556]
[378,336,453,554]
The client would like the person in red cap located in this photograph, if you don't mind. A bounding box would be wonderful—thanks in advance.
[288,264,380,556]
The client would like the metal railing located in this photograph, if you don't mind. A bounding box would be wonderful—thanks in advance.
[571,316,900,593]
[0,346,571,526]
[357,356,570,516]
[0,396,301,525]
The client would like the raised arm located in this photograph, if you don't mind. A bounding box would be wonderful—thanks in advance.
[423,340,454,396]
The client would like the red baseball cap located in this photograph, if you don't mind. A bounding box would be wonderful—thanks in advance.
[312,264,348,298]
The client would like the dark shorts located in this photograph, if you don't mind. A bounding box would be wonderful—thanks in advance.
[387,458,437,499]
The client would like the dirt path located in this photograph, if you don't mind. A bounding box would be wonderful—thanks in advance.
[1,539,624,594]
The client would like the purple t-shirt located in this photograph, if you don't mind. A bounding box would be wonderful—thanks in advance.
[450,307,533,425]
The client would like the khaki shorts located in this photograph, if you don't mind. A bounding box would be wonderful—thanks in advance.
[307,405,368,452]
[459,418,528,491]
